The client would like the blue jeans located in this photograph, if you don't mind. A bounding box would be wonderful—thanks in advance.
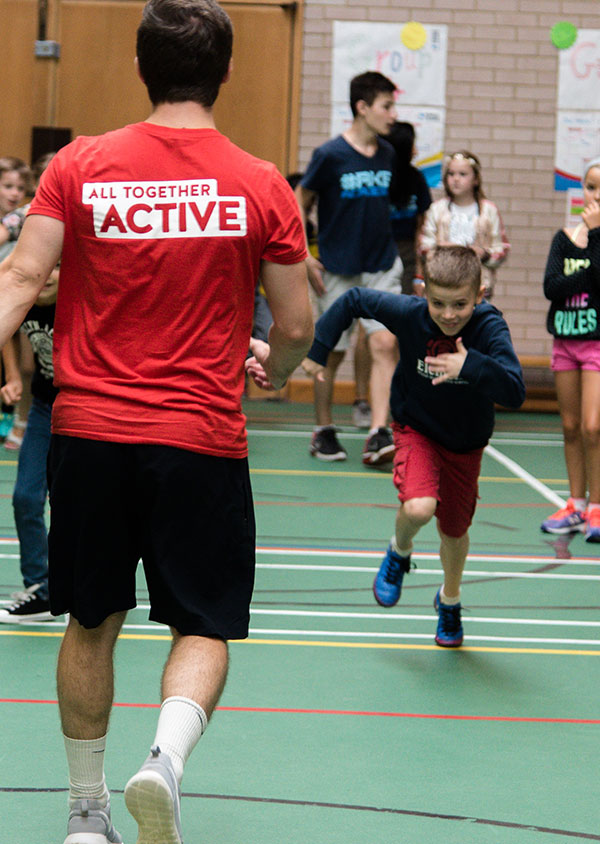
[12,397,52,598]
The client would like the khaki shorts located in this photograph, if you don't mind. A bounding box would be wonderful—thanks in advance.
[316,256,403,352]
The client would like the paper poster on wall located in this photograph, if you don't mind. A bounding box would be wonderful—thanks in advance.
[395,105,445,188]
[331,21,447,187]
[555,29,600,189]
[555,111,600,190]
[566,188,584,226]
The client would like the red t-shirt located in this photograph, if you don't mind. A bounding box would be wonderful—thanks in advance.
[28,123,307,457]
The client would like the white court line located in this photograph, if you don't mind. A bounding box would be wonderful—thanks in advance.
[256,548,600,564]
[249,609,600,628]
[120,605,600,628]
[255,564,600,580]
[484,443,564,508]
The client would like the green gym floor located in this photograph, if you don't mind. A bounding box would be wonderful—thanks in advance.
[1,402,598,843]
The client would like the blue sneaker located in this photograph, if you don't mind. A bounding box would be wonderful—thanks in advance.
[64,796,123,843]
[541,499,586,534]
[125,745,183,844]
[434,589,464,648]
[373,544,411,607]
[585,508,600,543]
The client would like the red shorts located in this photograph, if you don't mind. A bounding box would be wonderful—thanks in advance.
[391,423,483,538]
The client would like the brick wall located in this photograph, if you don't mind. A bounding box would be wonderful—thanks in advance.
[296,0,600,368]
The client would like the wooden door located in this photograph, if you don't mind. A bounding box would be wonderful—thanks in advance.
[215,1,299,172]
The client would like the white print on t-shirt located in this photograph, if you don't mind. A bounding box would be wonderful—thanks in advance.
[21,320,54,380]
[82,180,247,239]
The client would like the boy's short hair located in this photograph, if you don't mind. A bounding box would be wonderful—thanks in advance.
[424,246,482,294]
[0,157,33,191]
[349,71,397,117]
[137,0,233,108]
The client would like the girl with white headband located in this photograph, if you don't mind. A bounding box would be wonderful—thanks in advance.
[541,156,600,541]
[417,150,510,298]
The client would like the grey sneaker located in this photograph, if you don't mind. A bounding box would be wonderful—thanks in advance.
[125,745,183,844]
[351,399,372,429]
[64,796,123,844]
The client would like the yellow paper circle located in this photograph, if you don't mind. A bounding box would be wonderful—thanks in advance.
[401,21,427,51]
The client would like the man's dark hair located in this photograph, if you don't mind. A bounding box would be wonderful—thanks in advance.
[349,71,396,117]
[137,0,233,108]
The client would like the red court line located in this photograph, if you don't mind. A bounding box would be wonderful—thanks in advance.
[1,698,598,724]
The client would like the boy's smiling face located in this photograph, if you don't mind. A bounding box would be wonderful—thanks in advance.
[426,280,483,336]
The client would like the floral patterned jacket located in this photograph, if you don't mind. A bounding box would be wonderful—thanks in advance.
[418,197,510,297]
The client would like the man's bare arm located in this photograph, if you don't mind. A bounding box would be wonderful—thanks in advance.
[254,258,314,389]
[0,215,64,349]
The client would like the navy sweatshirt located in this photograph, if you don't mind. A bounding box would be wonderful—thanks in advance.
[308,289,525,453]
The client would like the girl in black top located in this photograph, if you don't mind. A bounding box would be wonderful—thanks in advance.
[541,157,600,542]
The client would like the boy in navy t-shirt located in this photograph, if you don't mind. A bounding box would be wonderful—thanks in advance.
[295,71,403,466]
[302,245,525,647]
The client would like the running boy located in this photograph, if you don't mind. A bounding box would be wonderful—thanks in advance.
[302,245,525,647]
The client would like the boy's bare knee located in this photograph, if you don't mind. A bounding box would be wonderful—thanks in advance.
[403,497,436,524]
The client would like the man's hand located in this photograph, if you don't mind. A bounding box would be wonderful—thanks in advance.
[424,337,468,385]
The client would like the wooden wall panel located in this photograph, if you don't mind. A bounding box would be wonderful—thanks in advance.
[215,3,296,173]
[0,0,302,174]
[0,0,50,159]
[56,1,148,137]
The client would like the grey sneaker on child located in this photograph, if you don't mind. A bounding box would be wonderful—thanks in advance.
[351,399,372,429]
[125,745,183,844]
[64,796,123,844]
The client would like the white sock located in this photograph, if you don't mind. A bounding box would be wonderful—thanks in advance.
[440,587,460,605]
[391,537,411,558]
[152,696,208,784]
[573,498,587,511]
[63,734,109,806]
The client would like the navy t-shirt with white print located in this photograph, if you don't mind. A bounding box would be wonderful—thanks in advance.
[301,135,397,275]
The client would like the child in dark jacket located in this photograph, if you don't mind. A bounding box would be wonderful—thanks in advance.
[303,245,525,647]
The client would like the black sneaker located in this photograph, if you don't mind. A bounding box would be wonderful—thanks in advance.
[362,427,395,466]
[310,426,347,461]
[0,583,53,623]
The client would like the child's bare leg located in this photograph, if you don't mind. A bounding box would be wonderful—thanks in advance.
[394,497,437,552]
[314,349,344,426]
[555,370,586,499]
[437,523,469,600]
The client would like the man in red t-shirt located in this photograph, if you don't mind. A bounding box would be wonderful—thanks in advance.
[0,2,313,842]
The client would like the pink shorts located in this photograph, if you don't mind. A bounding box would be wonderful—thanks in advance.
[391,424,483,538]
[551,338,600,372]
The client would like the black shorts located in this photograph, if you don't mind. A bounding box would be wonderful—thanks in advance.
[47,435,256,638]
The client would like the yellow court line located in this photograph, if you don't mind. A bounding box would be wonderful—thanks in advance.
[1,629,598,656]
[0,461,567,484]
